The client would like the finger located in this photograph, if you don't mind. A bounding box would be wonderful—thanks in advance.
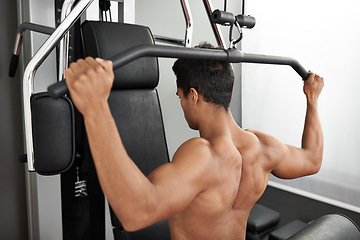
[96,58,113,72]
[96,58,114,78]
[64,67,74,83]
[68,58,87,75]
[307,72,316,82]
[88,57,111,77]
[84,56,98,65]
[313,74,323,84]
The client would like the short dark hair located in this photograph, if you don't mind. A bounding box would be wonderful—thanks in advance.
[172,42,234,110]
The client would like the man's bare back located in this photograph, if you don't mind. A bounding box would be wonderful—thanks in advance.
[165,113,273,240]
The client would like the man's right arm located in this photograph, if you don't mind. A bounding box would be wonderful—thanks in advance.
[249,73,324,179]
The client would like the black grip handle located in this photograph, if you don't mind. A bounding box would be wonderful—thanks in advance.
[236,15,256,29]
[211,9,235,25]
[9,54,20,77]
[48,81,68,99]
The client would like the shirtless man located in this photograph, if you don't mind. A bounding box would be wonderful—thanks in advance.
[65,43,324,240]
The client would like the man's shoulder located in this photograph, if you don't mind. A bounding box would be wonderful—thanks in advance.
[177,137,211,155]
[172,137,213,164]
[244,128,280,148]
[183,137,210,146]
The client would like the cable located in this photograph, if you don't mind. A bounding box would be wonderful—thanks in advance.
[99,0,111,22]
[242,0,245,15]
[224,0,227,12]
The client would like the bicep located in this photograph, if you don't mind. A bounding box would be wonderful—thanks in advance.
[250,130,318,179]
[270,144,317,179]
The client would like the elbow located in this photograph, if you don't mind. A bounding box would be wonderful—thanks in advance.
[117,212,148,232]
[122,218,144,232]
[114,203,158,232]
[309,155,323,175]
[311,162,321,175]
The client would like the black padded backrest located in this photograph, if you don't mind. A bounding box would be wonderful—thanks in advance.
[81,21,170,240]
[81,21,159,90]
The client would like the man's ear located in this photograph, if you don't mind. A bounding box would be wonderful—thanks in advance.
[189,88,199,104]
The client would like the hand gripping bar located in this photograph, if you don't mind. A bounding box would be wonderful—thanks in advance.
[48,44,309,99]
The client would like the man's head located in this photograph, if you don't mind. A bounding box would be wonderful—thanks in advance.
[172,42,235,111]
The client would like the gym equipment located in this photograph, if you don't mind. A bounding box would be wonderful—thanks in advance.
[202,0,227,48]
[288,214,360,240]
[211,9,256,28]
[8,22,55,78]
[148,0,194,47]
[10,0,324,239]
[48,42,309,99]
[30,92,75,175]
[246,203,281,240]
[81,20,171,239]
[16,0,93,172]
[269,220,308,240]
[9,0,78,175]
[12,0,309,174]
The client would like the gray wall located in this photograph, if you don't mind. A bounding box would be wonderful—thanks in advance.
[0,1,28,239]
[242,0,360,212]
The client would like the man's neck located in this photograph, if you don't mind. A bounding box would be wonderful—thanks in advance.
[198,106,231,141]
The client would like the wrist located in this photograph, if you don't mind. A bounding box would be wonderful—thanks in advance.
[83,100,111,121]
[306,95,318,106]
[306,99,318,111]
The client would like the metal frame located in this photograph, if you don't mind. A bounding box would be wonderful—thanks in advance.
[12,23,55,56]
[202,0,226,48]
[180,0,193,47]
[58,0,77,82]
[153,0,193,47]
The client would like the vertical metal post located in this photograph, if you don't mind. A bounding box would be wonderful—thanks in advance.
[202,0,226,49]
[180,0,193,47]
[58,0,76,82]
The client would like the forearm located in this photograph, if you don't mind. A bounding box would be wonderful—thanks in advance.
[83,104,156,222]
[301,100,323,165]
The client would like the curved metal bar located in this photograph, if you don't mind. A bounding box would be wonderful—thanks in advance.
[23,0,93,171]
[112,45,309,80]
[9,23,55,77]
[12,22,55,55]
[48,44,309,99]
[226,48,309,79]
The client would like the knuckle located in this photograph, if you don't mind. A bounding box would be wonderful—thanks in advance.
[78,74,88,82]
[94,65,103,73]
[69,62,77,68]
[76,58,84,64]
[85,67,96,76]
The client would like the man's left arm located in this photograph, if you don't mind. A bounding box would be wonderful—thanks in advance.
[65,57,212,231]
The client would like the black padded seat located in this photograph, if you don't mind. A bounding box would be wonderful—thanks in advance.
[246,203,281,240]
[81,21,170,240]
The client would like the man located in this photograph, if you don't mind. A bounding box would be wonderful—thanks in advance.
[65,43,324,240]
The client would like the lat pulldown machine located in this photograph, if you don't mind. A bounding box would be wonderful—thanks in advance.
[9,1,322,240]
[10,0,309,173]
